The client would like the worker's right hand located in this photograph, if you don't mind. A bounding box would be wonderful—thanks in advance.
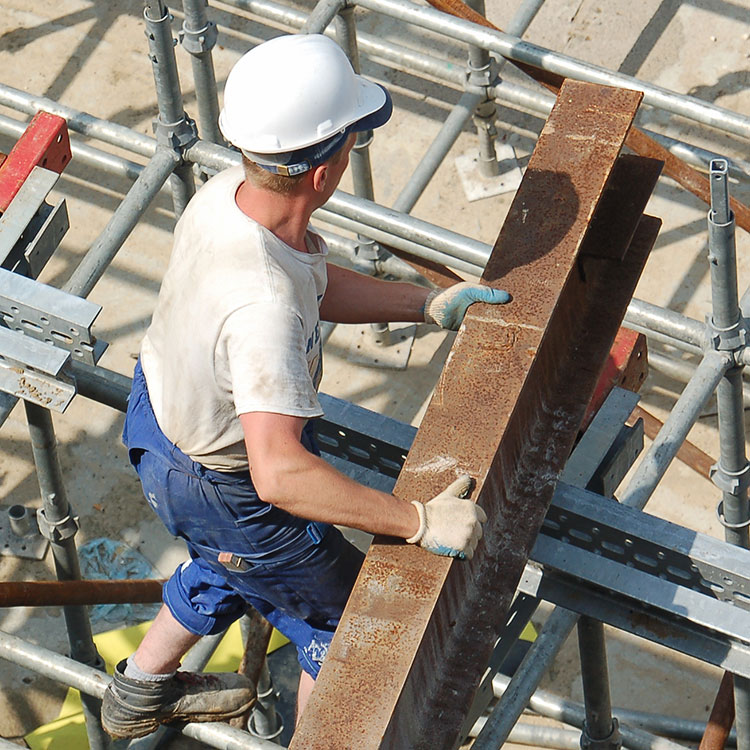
[405,475,487,560]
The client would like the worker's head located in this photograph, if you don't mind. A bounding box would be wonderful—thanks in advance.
[219,34,392,193]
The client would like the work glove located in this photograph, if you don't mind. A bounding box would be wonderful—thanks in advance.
[422,282,511,330]
[405,475,487,560]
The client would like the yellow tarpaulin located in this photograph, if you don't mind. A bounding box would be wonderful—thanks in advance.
[25,620,289,750]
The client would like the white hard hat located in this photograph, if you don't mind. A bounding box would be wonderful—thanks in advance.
[219,34,392,163]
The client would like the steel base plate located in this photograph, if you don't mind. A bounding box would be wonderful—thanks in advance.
[454,141,523,202]
[0,506,49,560]
[344,322,417,370]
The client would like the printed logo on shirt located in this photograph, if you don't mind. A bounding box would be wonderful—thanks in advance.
[306,322,323,390]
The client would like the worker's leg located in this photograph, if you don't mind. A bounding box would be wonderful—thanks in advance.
[101,552,255,739]
[297,670,316,724]
[102,366,256,739]
[129,604,200,674]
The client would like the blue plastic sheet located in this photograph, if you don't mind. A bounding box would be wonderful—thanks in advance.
[77,538,161,623]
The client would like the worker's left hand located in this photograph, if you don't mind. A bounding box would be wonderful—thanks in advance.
[422,282,511,330]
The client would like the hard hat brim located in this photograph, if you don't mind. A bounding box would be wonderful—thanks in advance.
[349,82,393,133]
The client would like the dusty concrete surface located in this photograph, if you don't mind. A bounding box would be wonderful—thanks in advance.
[0,0,748,746]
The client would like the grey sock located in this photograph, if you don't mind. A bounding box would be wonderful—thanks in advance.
[124,654,176,682]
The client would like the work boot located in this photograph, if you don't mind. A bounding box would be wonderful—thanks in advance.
[101,659,256,739]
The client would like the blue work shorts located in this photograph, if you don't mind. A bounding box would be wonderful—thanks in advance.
[122,361,365,678]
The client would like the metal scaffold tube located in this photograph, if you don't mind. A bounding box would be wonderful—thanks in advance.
[0,113,148,183]
[392,89,479,213]
[0,630,282,750]
[469,718,580,748]
[465,0,498,178]
[25,403,111,750]
[0,84,157,157]
[619,349,731,512]
[392,0,545,213]
[301,0,346,34]
[62,148,178,298]
[144,0,197,216]
[491,674,692,750]
[472,607,580,749]
[577,616,620,749]
[334,5,384,272]
[180,0,224,145]
[706,159,750,750]
[624,298,705,351]
[355,0,750,139]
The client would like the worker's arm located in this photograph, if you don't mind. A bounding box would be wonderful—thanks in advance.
[319,263,428,324]
[320,263,511,330]
[240,410,486,558]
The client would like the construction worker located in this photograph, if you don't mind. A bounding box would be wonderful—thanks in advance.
[101,33,510,740]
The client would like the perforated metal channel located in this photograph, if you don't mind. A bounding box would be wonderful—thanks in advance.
[542,503,750,610]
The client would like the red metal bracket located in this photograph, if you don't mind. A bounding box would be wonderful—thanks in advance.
[580,327,648,433]
[0,111,72,213]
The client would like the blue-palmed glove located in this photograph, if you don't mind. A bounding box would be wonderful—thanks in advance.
[423,282,511,330]
[405,475,487,560]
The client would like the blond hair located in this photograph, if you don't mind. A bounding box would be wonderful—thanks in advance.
[241,139,351,195]
[241,154,306,195]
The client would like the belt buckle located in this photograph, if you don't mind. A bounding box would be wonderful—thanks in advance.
[217,551,250,571]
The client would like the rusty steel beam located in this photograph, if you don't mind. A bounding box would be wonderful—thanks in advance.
[292,81,657,749]
[699,672,735,750]
[0,578,164,608]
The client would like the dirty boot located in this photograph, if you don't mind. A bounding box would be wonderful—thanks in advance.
[101,659,256,739]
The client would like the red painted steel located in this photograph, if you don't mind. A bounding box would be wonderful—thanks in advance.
[0,111,72,213]
[292,81,655,749]
[580,327,648,432]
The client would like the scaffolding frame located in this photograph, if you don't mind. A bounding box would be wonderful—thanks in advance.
[0,0,749,748]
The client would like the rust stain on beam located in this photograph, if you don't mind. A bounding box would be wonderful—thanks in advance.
[292,80,652,750]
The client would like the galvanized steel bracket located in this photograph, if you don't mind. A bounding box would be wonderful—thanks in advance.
[36,504,79,543]
[0,326,76,411]
[465,55,498,90]
[153,116,199,153]
[710,461,750,495]
[178,20,218,55]
[0,505,49,560]
[580,718,621,750]
[0,268,105,366]
[706,313,747,352]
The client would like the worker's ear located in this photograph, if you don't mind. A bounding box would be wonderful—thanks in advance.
[311,163,329,193]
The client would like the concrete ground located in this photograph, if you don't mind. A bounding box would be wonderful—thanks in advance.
[0,0,749,746]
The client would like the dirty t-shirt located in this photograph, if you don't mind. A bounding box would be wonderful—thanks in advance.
[140,165,327,471]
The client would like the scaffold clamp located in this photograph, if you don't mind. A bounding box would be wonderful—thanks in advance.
[710,461,750,496]
[36,503,80,543]
[178,20,218,55]
[580,718,621,750]
[716,499,750,530]
[153,115,199,152]
[706,313,747,353]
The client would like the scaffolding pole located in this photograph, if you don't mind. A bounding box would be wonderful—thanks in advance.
[25,403,111,750]
[355,0,750,139]
[144,0,197,217]
[180,0,224,145]
[707,159,750,748]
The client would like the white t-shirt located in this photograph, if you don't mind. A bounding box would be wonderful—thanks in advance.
[140,166,328,471]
